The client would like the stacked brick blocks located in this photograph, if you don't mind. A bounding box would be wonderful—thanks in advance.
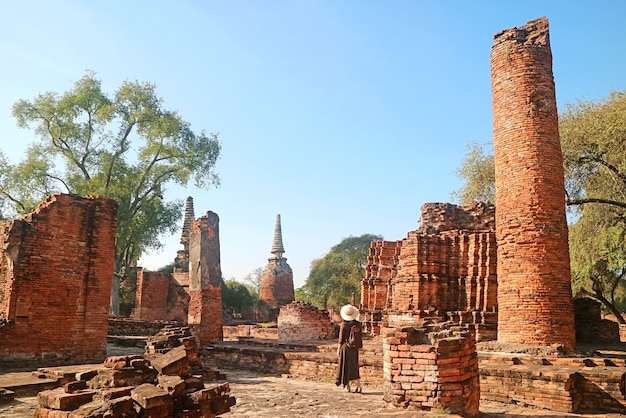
[383,323,480,417]
[491,17,575,350]
[34,347,235,417]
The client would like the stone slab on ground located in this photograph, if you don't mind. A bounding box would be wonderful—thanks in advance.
[0,372,58,395]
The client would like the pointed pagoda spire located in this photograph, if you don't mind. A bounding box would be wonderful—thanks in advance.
[181,196,195,246]
[270,214,285,259]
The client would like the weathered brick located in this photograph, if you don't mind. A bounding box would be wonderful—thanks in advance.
[277,302,334,341]
[491,17,575,351]
[130,383,172,410]
[187,212,223,344]
[149,346,191,377]
[0,194,118,367]
[257,214,294,323]
[37,387,96,411]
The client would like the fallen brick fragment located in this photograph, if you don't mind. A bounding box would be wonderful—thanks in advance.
[37,387,96,411]
[131,383,172,410]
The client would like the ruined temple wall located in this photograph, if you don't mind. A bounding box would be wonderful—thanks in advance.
[491,17,575,349]
[131,270,188,322]
[361,240,401,311]
[277,301,335,341]
[0,194,117,365]
[418,202,495,235]
[391,229,496,315]
[446,230,497,312]
[188,212,223,344]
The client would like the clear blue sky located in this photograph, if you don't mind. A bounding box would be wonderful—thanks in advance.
[1,1,624,288]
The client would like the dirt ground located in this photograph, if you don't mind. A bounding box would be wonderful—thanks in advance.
[0,344,624,417]
[2,367,625,418]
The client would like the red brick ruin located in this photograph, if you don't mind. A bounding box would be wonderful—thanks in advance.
[361,201,497,340]
[257,214,294,322]
[277,302,334,341]
[131,270,189,322]
[187,211,224,344]
[0,194,118,367]
[129,196,224,344]
[359,202,495,415]
[3,16,626,418]
[491,17,576,350]
[383,324,480,417]
[354,18,623,414]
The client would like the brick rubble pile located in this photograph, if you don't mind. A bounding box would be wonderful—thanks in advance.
[33,345,235,417]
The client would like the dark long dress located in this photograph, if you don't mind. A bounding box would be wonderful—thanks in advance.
[335,319,360,386]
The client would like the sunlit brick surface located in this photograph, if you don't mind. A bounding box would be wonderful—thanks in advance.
[491,17,575,350]
[188,212,223,344]
[0,194,118,366]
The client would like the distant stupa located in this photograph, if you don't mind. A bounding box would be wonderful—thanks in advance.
[174,196,195,273]
[257,214,294,321]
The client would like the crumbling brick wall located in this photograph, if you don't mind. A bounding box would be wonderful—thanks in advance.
[392,229,497,313]
[394,204,496,313]
[362,240,401,310]
[362,202,497,338]
[0,194,117,366]
[491,17,575,350]
[131,270,189,322]
[277,302,335,341]
[383,323,480,417]
[361,240,401,334]
[187,212,223,344]
[417,202,495,235]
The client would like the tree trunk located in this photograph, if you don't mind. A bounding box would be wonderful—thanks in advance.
[109,275,120,316]
[109,258,123,316]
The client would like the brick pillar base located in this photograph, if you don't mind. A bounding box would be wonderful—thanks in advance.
[188,286,223,345]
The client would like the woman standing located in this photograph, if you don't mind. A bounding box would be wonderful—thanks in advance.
[335,304,362,393]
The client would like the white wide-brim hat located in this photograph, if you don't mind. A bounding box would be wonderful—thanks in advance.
[340,304,360,321]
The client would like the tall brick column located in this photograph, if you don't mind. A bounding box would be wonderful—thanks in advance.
[188,211,223,345]
[491,17,575,350]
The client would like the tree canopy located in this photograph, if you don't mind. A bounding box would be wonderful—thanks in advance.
[3,71,221,313]
[298,234,382,309]
[222,278,258,315]
[561,91,626,321]
[241,267,263,295]
[451,141,495,205]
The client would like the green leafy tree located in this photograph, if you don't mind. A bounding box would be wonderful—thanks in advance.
[299,234,382,309]
[562,91,626,320]
[242,267,263,295]
[570,211,626,323]
[222,278,257,315]
[3,71,221,314]
[157,262,175,274]
[451,141,495,205]
[561,91,626,212]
